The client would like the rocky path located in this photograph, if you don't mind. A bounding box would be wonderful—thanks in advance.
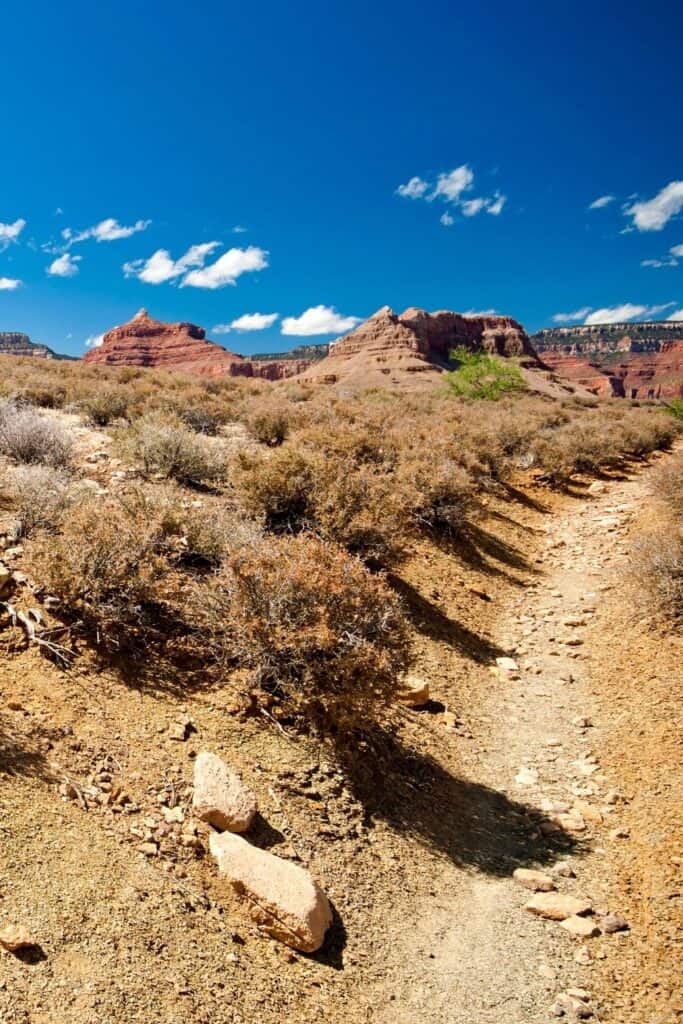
[375,464,659,1023]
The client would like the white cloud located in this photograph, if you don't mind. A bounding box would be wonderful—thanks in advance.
[69,217,151,245]
[281,305,362,336]
[641,242,683,269]
[584,302,675,325]
[182,246,269,290]
[588,195,615,210]
[397,166,507,223]
[461,198,486,217]
[396,176,429,199]
[666,309,683,322]
[552,307,593,323]
[487,193,506,216]
[123,242,220,284]
[0,277,22,291]
[232,225,247,234]
[431,165,474,203]
[84,333,105,349]
[47,252,81,277]
[0,218,26,251]
[223,312,279,332]
[625,181,683,231]
[463,308,498,316]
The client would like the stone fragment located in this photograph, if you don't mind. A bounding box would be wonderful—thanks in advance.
[555,813,587,833]
[496,656,519,673]
[525,893,592,920]
[601,914,629,934]
[137,842,158,857]
[574,944,592,964]
[193,751,257,833]
[559,915,601,938]
[552,860,576,878]
[513,868,556,892]
[210,831,332,952]
[515,766,539,786]
[572,801,603,826]
[609,827,630,840]
[396,675,430,707]
[0,925,35,952]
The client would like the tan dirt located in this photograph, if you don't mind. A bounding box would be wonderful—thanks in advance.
[0,451,679,1023]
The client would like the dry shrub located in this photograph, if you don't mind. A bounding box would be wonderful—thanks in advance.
[79,388,130,426]
[2,465,73,537]
[179,406,221,435]
[245,405,293,447]
[234,447,315,532]
[398,445,476,534]
[635,529,683,624]
[651,453,683,520]
[208,533,410,729]
[28,493,181,655]
[0,401,72,467]
[115,415,228,485]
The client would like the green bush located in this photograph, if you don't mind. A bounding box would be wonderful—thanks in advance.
[445,349,526,401]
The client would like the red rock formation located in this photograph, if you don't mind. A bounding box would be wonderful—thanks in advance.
[296,306,540,388]
[83,310,311,380]
[537,354,624,397]
[541,341,683,399]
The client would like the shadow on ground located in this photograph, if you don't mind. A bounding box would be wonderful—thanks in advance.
[390,576,509,663]
[337,727,583,877]
[0,714,51,780]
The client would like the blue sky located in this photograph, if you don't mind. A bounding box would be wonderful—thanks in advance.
[1,0,682,357]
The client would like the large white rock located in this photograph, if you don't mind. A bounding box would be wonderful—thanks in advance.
[210,832,332,952]
[192,751,257,832]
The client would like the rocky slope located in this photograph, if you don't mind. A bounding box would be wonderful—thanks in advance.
[532,322,683,399]
[0,332,62,359]
[295,306,543,388]
[83,310,311,380]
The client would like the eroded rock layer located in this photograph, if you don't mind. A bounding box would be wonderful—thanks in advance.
[83,310,311,380]
[296,306,540,388]
[0,332,59,359]
[533,323,683,399]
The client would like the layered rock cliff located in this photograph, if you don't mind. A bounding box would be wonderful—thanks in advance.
[296,306,540,388]
[533,322,683,399]
[0,332,59,359]
[83,310,311,380]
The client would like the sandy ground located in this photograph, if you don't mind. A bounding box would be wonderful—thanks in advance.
[0,445,680,1023]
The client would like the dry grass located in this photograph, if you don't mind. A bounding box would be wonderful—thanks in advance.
[636,452,683,624]
[0,401,72,467]
[114,414,228,485]
[2,353,680,725]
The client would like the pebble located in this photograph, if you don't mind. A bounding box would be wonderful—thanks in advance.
[515,767,539,786]
[560,915,601,938]
[552,861,576,878]
[0,925,35,952]
[513,868,556,892]
[525,893,592,920]
[601,914,629,934]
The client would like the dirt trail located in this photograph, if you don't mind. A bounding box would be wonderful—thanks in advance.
[374,461,667,1023]
[1,452,677,1024]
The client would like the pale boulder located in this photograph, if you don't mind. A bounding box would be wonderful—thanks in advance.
[512,868,556,892]
[193,751,257,832]
[524,893,592,920]
[0,924,35,952]
[560,915,601,938]
[396,675,430,707]
[210,832,332,952]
